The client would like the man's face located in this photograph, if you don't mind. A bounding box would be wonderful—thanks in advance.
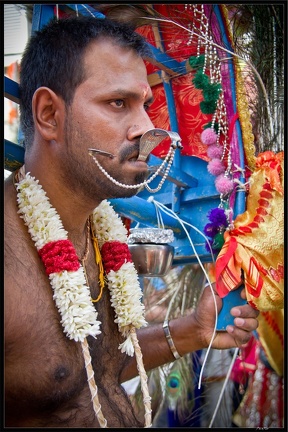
[61,38,154,202]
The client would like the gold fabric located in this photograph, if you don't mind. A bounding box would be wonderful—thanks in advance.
[215,151,284,311]
[257,309,284,376]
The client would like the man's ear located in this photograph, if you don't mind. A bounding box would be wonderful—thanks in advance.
[32,87,65,141]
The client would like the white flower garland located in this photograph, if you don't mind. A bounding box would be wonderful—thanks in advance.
[16,171,102,342]
[92,200,147,356]
[15,168,152,427]
[16,171,147,352]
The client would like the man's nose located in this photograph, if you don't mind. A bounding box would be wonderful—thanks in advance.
[127,111,154,141]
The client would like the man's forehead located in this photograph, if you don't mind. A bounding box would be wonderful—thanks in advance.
[85,39,148,73]
[82,39,152,97]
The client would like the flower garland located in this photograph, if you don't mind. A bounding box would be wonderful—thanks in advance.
[92,199,147,356]
[15,166,152,427]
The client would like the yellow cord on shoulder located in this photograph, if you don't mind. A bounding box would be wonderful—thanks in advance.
[91,234,106,303]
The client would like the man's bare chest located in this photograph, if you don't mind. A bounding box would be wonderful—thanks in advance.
[5,252,128,425]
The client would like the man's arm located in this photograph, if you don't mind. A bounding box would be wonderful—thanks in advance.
[119,285,259,383]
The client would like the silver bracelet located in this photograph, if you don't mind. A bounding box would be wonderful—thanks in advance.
[163,320,181,360]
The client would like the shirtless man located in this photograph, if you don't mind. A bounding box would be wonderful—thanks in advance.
[4,15,259,428]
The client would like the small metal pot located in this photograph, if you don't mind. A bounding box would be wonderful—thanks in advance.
[128,243,174,277]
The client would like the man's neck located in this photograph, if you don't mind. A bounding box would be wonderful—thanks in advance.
[21,162,98,236]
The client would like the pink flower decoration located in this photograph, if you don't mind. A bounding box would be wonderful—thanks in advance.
[207,159,225,176]
[201,128,217,145]
[207,144,223,159]
[215,174,234,194]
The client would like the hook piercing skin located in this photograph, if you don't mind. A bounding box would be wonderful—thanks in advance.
[88,128,182,193]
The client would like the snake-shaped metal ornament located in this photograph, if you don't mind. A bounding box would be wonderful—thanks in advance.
[137,128,182,162]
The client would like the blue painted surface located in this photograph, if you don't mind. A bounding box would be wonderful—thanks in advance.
[32,4,55,32]
[65,4,105,18]
[148,45,187,75]
[111,155,221,264]
[4,76,20,102]
[4,139,25,170]
[216,285,247,330]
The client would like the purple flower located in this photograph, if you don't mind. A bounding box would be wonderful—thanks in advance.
[208,208,227,226]
[204,222,219,238]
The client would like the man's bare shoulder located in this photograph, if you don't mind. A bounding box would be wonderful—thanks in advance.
[5,175,35,282]
[4,175,44,343]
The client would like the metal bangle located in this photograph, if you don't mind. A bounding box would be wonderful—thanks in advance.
[163,320,181,360]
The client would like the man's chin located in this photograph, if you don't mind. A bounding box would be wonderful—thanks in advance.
[110,187,141,199]
[105,172,148,199]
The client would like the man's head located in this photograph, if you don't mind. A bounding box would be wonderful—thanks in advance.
[19,14,155,203]
[19,15,152,150]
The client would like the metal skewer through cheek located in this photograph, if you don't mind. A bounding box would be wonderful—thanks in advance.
[88,128,182,193]
[87,149,115,158]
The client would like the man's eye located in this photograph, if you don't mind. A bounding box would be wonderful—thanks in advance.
[111,100,125,108]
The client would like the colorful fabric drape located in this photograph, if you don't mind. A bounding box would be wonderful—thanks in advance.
[232,337,284,428]
[256,309,284,376]
[215,151,284,311]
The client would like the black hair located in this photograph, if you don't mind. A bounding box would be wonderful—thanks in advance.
[19,15,152,149]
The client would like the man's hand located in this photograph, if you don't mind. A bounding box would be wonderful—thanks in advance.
[194,285,259,350]
[126,283,259,381]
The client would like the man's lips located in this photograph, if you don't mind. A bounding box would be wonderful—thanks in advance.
[126,152,149,171]
[128,156,149,166]
[128,158,148,167]
[127,150,141,162]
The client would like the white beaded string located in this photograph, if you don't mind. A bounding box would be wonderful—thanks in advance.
[89,144,176,193]
[192,6,232,227]
[145,147,176,193]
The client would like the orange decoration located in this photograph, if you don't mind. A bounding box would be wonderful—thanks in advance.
[215,151,284,311]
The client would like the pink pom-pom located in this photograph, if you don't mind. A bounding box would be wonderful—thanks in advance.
[207,144,223,159]
[207,159,225,176]
[215,174,234,194]
[201,128,217,145]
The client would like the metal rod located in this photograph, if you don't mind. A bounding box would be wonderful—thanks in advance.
[88,149,115,158]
